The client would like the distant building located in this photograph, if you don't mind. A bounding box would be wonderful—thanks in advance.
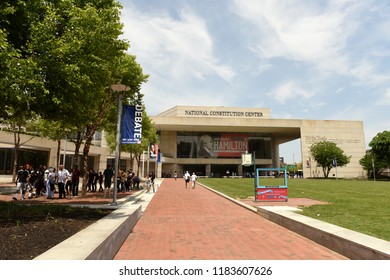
[150,106,366,178]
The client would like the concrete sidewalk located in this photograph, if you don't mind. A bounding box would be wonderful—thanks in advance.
[114,178,348,260]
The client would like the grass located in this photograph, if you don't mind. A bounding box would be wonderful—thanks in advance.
[198,178,390,242]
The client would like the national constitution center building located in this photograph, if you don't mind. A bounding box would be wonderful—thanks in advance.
[0,105,366,179]
[151,106,366,178]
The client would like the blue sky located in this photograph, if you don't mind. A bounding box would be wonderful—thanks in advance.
[119,0,390,164]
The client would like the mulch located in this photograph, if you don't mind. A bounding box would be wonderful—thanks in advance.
[0,208,112,260]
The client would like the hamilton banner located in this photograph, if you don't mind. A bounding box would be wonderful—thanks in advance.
[197,133,248,158]
[121,105,143,144]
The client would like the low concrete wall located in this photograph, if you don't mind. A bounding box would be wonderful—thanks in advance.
[257,207,390,260]
[86,205,142,260]
[34,204,142,260]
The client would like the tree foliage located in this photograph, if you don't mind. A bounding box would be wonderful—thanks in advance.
[310,141,351,178]
[0,1,47,122]
[359,150,388,179]
[0,1,150,188]
[369,130,390,166]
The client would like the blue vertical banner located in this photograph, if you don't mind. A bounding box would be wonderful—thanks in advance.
[121,105,143,144]
[157,149,162,163]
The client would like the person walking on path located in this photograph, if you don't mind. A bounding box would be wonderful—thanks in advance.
[149,172,155,192]
[184,171,190,188]
[13,165,29,201]
[98,171,104,192]
[56,165,69,199]
[65,172,72,196]
[103,165,114,198]
[35,165,45,197]
[191,172,197,189]
[46,167,56,199]
[86,169,95,192]
[132,174,141,190]
[145,174,152,193]
[71,165,80,197]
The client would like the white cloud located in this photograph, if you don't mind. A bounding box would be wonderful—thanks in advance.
[121,5,236,82]
[141,81,230,115]
[231,0,390,86]
[381,88,390,105]
[232,1,351,60]
[271,80,313,104]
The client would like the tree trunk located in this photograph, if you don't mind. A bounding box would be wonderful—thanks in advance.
[81,139,92,196]
[135,154,143,177]
[72,131,83,169]
[81,125,96,196]
[12,130,21,183]
[322,166,327,178]
[130,154,134,170]
[56,140,61,170]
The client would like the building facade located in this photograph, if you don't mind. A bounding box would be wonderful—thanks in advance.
[0,105,366,179]
[0,129,131,175]
[151,106,366,179]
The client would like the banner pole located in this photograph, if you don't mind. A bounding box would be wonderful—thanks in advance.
[111,92,123,206]
[253,151,257,202]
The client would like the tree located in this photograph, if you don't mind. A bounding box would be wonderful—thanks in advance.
[359,150,387,179]
[26,1,149,195]
[310,141,351,178]
[1,1,149,189]
[369,131,390,166]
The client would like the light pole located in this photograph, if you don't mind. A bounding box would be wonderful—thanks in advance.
[253,151,257,201]
[110,84,129,206]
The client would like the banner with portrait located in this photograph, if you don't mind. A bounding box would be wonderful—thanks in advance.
[197,133,248,158]
[150,143,158,159]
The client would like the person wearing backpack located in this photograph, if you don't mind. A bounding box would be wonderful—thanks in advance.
[184,171,190,188]
[12,165,29,201]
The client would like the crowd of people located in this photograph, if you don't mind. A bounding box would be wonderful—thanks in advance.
[12,163,154,200]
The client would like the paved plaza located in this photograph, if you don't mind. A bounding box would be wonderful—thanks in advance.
[2,176,388,260]
[114,178,346,260]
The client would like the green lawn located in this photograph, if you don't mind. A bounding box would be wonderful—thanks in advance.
[198,178,390,241]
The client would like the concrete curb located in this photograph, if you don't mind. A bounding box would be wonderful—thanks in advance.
[257,206,390,260]
[87,205,142,260]
[198,182,258,213]
[198,182,390,260]
[34,203,142,260]
[34,182,160,260]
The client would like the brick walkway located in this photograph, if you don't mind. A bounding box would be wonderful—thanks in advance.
[114,178,347,260]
